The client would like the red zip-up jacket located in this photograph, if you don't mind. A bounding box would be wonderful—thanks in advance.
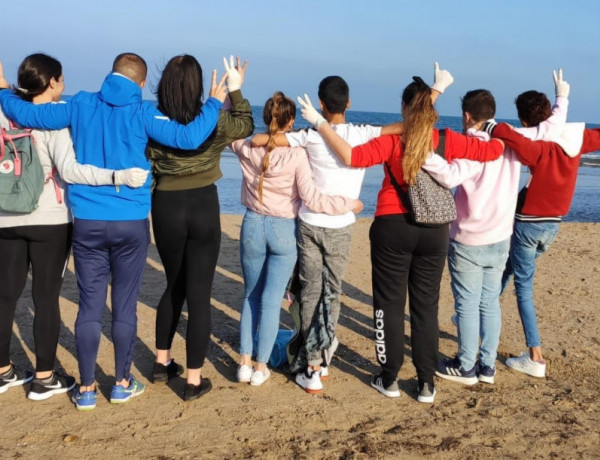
[492,123,600,219]
[351,128,504,217]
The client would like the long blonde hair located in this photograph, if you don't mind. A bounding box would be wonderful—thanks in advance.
[401,77,438,185]
[258,92,296,203]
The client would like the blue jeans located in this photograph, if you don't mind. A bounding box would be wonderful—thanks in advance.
[449,238,510,370]
[501,221,560,348]
[239,210,298,364]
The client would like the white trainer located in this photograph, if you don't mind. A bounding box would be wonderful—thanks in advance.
[505,352,546,378]
[295,369,323,394]
[237,364,252,383]
[320,366,329,381]
[250,368,271,386]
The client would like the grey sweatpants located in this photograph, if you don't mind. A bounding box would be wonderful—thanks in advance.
[298,220,353,366]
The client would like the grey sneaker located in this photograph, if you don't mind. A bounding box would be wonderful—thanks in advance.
[417,382,436,403]
[370,373,401,398]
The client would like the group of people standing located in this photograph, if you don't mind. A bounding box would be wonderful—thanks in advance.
[0,51,598,410]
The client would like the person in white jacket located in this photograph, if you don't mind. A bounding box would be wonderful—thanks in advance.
[0,54,146,401]
[423,69,572,384]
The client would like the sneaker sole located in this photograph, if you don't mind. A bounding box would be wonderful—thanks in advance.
[0,376,33,393]
[435,371,479,385]
[76,403,97,411]
[370,381,401,398]
[478,375,495,384]
[28,382,76,401]
[417,390,436,403]
[505,361,545,378]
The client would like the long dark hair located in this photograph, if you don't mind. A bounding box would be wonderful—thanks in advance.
[258,91,296,203]
[15,53,62,102]
[156,54,203,124]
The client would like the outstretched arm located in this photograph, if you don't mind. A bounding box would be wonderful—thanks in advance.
[145,69,226,149]
[49,129,148,187]
[516,68,570,139]
[295,151,362,214]
[221,56,254,142]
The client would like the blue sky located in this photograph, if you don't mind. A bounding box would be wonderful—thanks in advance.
[3,1,600,121]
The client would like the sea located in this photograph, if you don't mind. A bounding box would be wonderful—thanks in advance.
[217,107,600,222]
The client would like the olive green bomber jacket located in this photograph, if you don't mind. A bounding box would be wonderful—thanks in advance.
[147,89,254,191]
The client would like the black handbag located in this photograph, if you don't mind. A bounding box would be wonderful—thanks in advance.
[385,131,456,226]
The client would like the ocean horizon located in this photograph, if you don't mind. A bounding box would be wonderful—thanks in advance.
[216,107,600,222]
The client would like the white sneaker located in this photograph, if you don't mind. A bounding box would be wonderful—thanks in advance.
[295,369,323,394]
[237,364,252,383]
[250,368,270,386]
[505,351,546,378]
[320,366,329,381]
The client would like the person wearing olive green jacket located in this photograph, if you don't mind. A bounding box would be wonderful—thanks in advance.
[146,55,254,401]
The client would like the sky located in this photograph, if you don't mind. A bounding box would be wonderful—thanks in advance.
[2,0,600,122]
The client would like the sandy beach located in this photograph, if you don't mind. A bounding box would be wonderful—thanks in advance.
[1,215,599,459]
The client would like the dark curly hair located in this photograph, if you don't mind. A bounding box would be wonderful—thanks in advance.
[515,90,552,127]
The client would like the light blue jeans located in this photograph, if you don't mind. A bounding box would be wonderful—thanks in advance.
[449,238,510,370]
[239,210,298,364]
[501,221,560,348]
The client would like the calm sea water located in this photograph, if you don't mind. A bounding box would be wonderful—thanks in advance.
[218,107,600,222]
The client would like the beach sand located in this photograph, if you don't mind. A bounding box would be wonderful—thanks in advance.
[1,215,599,459]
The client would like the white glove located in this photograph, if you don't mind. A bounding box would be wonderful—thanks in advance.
[114,168,149,188]
[223,55,242,92]
[431,62,454,94]
[553,68,570,98]
[297,94,327,129]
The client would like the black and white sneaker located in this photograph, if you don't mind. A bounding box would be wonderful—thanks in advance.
[370,373,401,398]
[0,365,33,394]
[417,382,436,403]
[28,372,76,401]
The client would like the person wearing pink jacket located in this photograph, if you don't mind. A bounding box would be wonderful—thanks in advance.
[423,70,572,385]
[230,92,362,386]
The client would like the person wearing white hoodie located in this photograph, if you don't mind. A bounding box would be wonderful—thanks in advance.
[423,70,572,385]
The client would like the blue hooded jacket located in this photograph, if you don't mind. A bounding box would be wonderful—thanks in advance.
[0,73,222,220]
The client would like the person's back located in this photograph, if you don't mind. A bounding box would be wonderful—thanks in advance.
[0,53,224,221]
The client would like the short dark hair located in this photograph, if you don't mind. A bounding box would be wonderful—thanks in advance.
[16,53,62,102]
[112,53,147,84]
[156,55,203,125]
[318,76,349,114]
[461,89,496,122]
[515,90,552,127]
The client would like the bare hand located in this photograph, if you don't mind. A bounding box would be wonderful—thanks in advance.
[351,199,364,214]
[209,69,228,103]
[0,61,9,89]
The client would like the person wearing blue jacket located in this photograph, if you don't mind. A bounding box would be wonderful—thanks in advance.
[0,53,228,410]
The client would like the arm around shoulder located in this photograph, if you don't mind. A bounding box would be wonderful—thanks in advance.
[0,90,71,130]
[144,97,222,150]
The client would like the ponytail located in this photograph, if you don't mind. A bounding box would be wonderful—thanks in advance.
[258,92,296,204]
[401,77,438,185]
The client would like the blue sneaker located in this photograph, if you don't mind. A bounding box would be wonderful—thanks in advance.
[477,363,496,384]
[72,386,98,411]
[110,376,146,404]
[435,357,478,385]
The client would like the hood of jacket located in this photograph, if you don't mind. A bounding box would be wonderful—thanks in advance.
[99,73,142,107]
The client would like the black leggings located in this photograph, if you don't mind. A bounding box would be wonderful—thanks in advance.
[152,185,221,369]
[369,215,448,387]
[0,224,72,372]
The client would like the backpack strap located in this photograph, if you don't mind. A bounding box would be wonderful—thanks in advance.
[47,167,63,204]
[384,161,412,213]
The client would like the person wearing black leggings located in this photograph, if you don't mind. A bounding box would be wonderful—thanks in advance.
[147,55,253,400]
[0,53,146,401]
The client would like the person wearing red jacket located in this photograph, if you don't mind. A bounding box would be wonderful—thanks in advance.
[298,74,504,403]
[482,117,600,378]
